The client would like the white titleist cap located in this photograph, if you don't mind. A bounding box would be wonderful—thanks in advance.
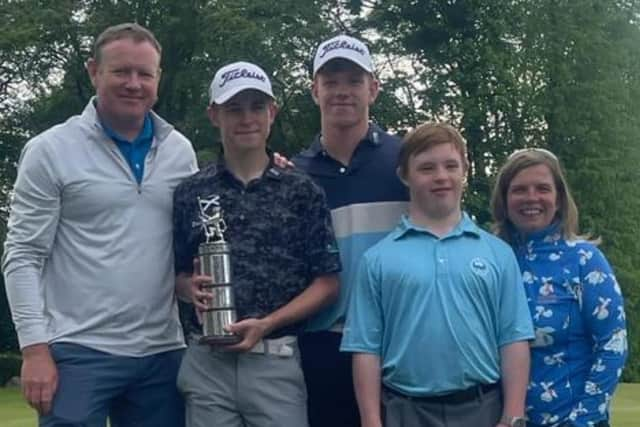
[209,61,274,105]
[313,35,374,76]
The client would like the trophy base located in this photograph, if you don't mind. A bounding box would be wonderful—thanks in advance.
[199,335,243,346]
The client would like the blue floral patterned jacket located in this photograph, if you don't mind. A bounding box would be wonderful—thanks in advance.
[512,224,627,427]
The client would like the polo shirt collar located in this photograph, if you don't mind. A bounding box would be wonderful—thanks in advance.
[101,113,154,145]
[515,220,562,246]
[214,149,283,182]
[306,123,384,158]
[393,212,481,240]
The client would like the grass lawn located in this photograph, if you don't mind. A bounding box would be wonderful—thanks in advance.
[0,387,34,427]
[1,383,638,426]
[610,383,640,427]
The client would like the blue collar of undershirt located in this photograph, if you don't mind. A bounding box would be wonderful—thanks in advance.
[102,114,154,145]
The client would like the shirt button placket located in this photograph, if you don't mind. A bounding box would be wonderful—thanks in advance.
[238,187,248,222]
[436,242,447,279]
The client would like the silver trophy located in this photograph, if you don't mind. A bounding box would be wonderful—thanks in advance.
[197,196,241,345]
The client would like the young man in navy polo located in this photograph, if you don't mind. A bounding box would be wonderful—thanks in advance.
[173,61,341,427]
[294,35,409,427]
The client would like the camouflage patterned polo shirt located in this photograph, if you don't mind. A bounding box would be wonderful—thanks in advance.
[173,157,341,338]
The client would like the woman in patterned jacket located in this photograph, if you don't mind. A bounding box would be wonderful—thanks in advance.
[490,148,627,427]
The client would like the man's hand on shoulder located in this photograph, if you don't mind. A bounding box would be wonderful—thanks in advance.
[273,152,295,169]
[21,343,58,415]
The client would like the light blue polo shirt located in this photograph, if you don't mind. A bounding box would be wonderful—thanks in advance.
[340,213,534,397]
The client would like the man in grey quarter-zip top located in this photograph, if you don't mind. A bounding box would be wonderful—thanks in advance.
[2,23,197,427]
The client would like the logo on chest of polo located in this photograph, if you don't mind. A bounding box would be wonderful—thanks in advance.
[470,257,489,276]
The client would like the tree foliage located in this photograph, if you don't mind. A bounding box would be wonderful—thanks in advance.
[1,0,639,380]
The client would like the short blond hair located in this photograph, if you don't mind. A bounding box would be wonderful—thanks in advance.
[93,23,161,64]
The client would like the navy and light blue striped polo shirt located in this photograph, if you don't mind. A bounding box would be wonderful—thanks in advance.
[294,124,409,331]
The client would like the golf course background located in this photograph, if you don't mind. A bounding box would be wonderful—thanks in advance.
[2,384,639,426]
[1,2,640,425]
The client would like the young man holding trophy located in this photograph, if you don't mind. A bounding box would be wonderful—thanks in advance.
[172,61,341,427]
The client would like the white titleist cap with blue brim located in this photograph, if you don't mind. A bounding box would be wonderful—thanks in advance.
[313,35,374,76]
[209,61,274,105]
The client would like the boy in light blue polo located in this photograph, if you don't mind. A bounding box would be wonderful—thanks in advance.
[340,123,534,427]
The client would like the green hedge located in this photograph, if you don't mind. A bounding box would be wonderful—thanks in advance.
[0,353,21,386]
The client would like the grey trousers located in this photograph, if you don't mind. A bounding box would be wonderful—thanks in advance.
[382,386,502,427]
[177,342,308,427]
